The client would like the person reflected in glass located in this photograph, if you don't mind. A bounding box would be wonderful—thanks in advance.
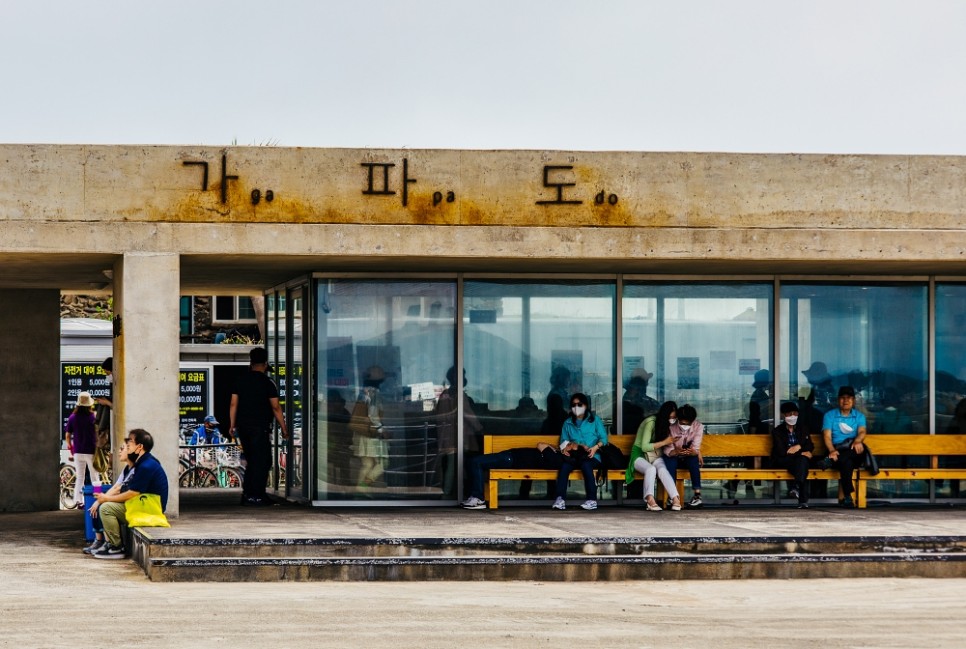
[434,366,483,498]
[551,393,607,511]
[547,365,573,415]
[802,361,836,414]
[625,400,682,511]
[771,401,813,508]
[662,404,705,508]
[820,385,870,508]
[350,365,388,490]
[541,393,569,437]
[326,389,352,486]
[621,367,661,435]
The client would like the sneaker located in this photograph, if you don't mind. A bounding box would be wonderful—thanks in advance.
[580,500,598,510]
[789,488,800,501]
[688,494,703,508]
[83,539,106,555]
[798,503,810,509]
[551,497,566,510]
[460,496,486,510]
[92,543,125,560]
[841,497,855,509]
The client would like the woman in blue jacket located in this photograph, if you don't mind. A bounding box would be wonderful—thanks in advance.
[552,392,608,511]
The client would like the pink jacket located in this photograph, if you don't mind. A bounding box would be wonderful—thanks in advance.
[664,420,704,457]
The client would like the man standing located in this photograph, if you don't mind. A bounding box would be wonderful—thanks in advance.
[90,428,168,559]
[822,385,869,508]
[230,347,287,506]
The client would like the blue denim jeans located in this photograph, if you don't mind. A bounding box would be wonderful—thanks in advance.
[555,457,599,501]
[468,450,515,500]
[662,454,702,491]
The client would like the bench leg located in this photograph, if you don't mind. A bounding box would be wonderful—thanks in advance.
[856,476,866,509]
[487,479,498,509]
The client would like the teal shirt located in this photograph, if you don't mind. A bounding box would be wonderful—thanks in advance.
[559,415,608,461]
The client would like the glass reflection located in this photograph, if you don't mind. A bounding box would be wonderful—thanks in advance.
[464,280,615,501]
[781,283,928,500]
[315,280,456,501]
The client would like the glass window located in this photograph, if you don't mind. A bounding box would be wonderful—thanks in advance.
[179,296,192,337]
[315,279,456,501]
[623,282,773,432]
[935,283,966,497]
[238,296,256,320]
[781,283,928,500]
[214,296,235,321]
[464,280,615,500]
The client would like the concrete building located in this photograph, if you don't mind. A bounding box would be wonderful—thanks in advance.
[3,144,966,513]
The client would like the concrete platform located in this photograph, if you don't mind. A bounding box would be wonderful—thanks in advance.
[116,490,966,581]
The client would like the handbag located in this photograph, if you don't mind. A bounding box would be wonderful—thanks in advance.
[863,446,880,476]
[643,448,661,463]
[125,493,170,528]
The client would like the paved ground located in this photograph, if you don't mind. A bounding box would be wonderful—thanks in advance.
[3,495,966,648]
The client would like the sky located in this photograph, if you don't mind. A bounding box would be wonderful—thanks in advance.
[2,1,965,155]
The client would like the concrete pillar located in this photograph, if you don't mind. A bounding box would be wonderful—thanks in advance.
[0,290,60,511]
[113,253,181,516]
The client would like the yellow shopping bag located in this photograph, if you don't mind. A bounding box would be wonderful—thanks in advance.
[124,493,170,528]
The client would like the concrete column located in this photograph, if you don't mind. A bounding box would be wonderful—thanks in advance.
[113,253,181,516]
[0,290,60,511]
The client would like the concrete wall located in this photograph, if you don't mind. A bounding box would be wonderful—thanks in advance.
[0,290,60,511]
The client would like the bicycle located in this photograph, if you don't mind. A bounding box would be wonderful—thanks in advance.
[178,442,244,489]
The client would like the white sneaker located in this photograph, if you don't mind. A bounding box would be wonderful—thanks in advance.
[460,496,486,510]
[580,500,598,510]
[552,497,566,510]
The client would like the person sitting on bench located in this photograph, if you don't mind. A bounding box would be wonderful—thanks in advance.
[460,442,562,509]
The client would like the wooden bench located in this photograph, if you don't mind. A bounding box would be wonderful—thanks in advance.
[484,434,635,509]
[483,433,966,509]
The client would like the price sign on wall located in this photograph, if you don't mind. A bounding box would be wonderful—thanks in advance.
[60,362,111,432]
[179,369,209,429]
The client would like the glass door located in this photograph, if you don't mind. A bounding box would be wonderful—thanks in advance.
[284,285,308,500]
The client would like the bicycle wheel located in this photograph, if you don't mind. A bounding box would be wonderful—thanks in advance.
[59,464,77,509]
[179,467,217,488]
[220,467,243,488]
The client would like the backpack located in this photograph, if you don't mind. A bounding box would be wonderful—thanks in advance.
[595,443,628,486]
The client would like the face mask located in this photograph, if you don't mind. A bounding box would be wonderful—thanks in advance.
[784,415,799,426]
[668,418,677,425]
[572,405,586,417]
[127,451,139,463]
[106,374,114,385]
[679,424,692,432]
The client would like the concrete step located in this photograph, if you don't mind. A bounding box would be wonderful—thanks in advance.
[132,532,966,581]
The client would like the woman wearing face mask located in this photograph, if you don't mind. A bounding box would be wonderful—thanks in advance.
[771,401,813,508]
[552,393,607,511]
[662,403,705,508]
[625,401,682,511]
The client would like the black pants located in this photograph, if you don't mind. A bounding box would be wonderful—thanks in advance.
[238,425,271,499]
[830,445,866,497]
[773,453,810,503]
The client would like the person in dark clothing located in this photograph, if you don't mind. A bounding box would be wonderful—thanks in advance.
[771,401,814,508]
[230,347,288,506]
[460,443,562,509]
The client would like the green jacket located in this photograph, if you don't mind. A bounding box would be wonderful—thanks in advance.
[625,414,660,484]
